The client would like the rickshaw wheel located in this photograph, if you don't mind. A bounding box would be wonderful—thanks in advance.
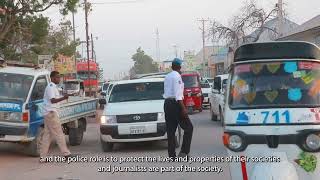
[187,107,193,115]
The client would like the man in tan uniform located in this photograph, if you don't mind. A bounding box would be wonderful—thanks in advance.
[40,71,72,158]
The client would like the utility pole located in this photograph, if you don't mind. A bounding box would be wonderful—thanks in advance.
[277,0,284,38]
[173,44,178,58]
[72,11,77,79]
[198,18,209,77]
[156,28,160,62]
[84,0,91,96]
[91,33,95,62]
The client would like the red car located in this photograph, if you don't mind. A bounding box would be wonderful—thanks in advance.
[181,72,203,114]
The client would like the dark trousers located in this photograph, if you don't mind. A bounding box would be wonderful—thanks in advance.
[164,99,193,157]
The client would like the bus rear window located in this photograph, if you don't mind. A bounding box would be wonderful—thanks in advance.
[229,61,320,109]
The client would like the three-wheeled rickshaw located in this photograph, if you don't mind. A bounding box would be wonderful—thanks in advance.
[223,41,320,180]
[181,71,203,114]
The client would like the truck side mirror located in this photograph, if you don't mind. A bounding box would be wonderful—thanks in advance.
[100,92,106,96]
[99,99,107,105]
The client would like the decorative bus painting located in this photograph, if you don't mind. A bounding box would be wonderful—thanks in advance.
[77,61,99,96]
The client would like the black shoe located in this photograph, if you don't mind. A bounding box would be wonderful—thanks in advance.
[178,152,190,161]
[178,152,188,157]
[64,154,78,158]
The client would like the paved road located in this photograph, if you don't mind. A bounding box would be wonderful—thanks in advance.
[0,110,231,180]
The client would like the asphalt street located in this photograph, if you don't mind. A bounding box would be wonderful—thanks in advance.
[0,110,231,180]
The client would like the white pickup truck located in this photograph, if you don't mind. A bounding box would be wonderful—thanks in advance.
[0,62,97,156]
[209,74,228,124]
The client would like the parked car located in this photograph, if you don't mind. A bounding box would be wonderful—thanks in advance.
[200,81,211,108]
[209,74,229,124]
[99,78,181,152]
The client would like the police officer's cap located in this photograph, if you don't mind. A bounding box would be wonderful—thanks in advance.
[172,58,182,66]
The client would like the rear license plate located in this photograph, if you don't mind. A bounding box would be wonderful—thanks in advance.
[130,126,146,134]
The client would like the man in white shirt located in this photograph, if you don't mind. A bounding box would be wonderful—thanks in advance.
[40,71,72,158]
[164,58,193,159]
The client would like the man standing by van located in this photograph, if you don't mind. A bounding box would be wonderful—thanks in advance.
[40,71,72,158]
[164,58,193,159]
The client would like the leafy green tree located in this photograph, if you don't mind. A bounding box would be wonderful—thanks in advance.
[132,47,159,74]
[0,0,79,42]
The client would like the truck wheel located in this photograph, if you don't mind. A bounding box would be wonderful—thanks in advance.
[187,107,193,115]
[199,107,203,112]
[69,127,83,146]
[101,138,114,152]
[25,126,44,157]
[211,108,218,121]
[175,127,181,148]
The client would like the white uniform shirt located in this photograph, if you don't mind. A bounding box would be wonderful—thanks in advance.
[43,82,61,115]
[164,71,184,100]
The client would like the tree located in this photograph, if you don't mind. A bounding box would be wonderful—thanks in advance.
[0,0,79,43]
[0,15,50,61]
[132,47,159,74]
[209,0,281,48]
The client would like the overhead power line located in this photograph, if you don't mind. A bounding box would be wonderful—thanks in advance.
[90,0,145,4]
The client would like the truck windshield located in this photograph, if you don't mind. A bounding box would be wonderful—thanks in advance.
[78,73,97,80]
[206,79,214,83]
[182,75,199,88]
[64,83,79,90]
[109,82,164,103]
[0,73,33,101]
[201,82,210,88]
[229,61,320,109]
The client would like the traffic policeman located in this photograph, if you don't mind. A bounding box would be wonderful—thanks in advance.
[163,58,193,158]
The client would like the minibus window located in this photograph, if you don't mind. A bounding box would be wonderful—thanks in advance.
[229,61,320,108]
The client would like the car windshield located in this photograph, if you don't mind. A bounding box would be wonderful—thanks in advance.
[109,82,164,103]
[0,73,34,101]
[64,83,79,90]
[182,75,199,88]
[229,61,320,109]
[201,82,210,88]
[206,79,214,83]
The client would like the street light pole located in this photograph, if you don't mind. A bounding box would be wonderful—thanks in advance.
[84,0,91,96]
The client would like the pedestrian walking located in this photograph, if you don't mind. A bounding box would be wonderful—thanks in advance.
[39,71,73,158]
[163,58,193,158]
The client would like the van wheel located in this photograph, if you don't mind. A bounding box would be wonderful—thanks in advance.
[175,127,181,148]
[25,126,44,157]
[211,108,218,121]
[101,138,114,152]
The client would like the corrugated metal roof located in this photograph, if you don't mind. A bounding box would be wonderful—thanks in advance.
[280,15,320,38]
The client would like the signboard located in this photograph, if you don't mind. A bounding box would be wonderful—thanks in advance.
[54,54,76,75]
[38,55,52,64]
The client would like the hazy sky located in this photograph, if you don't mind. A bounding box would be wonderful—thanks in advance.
[44,0,320,79]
